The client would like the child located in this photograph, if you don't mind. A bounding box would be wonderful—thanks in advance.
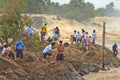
[92,30,96,44]
[72,30,77,44]
[47,36,52,44]
[86,36,91,50]
[70,35,73,44]
[1,45,9,58]
[76,31,81,43]
[8,44,14,59]
[56,40,64,63]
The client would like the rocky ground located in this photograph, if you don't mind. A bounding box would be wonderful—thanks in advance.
[0,36,120,80]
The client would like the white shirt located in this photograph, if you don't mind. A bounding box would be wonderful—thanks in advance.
[84,34,88,39]
[43,44,52,53]
[1,48,6,55]
[77,34,81,38]
[92,33,96,39]
[72,33,77,37]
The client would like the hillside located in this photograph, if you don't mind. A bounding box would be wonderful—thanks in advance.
[0,14,120,80]
[0,34,120,80]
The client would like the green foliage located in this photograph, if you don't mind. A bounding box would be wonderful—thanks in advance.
[0,0,27,45]
[104,2,115,16]
[22,15,32,26]
[31,32,40,48]
[23,0,120,20]
[31,32,47,49]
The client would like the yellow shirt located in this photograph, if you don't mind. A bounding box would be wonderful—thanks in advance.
[42,25,47,32]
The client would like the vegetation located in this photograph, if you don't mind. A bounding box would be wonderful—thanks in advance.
[23,0,120,21]
[0,0,31,45]
[31,32,47,49]
[0,0,119,22]
[0,0,119,45]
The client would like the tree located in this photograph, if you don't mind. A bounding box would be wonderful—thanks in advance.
[0,0,27,45]
[105,2,115,16]
[95,8,105,16]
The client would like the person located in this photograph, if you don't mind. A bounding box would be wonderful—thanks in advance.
[53,32,59,41]
[82,29,85,35]
[55,27,60,37]
[92,30,96,44]
[70,35,73,44]
[8,44,15,59]
[15,39,26,60]
[41,24,47,41]
[27,25,34,41]
[27,25,34,36]
[56,40,64,63]
[47,36,52,44]
[1,45,9,58]
[112,43,118,57]
[81,29,85,45]
[84,32,88,47]
[72,30,77,44]
[76,31,81,43]
[81,29,85,40]
[85,36,91,50]
[42,42,55,64]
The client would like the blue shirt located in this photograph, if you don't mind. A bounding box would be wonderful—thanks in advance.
[112,44,117,50]
[27,27,33,35]
[16,42,24,50]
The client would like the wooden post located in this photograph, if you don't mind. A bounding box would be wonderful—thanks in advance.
[102,22,106,69]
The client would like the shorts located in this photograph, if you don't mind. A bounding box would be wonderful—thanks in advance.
[42,32,46,37]
[73,37,76,42]
[16,49,23,59]
[53,33,58,39]
[56,54,64,61]
[28,33,32,36]
[43,52,52,59]
[77,37,81,41]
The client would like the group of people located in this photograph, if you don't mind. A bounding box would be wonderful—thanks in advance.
[40,24,63,63]
[42,40,64,64]
[1,39,26,60]
[0,25,32,60]
[70,29,96,50]
[40,23,60,42]
[0,23,119,64]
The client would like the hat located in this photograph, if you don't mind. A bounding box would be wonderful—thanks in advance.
[19,39,23,43]
[48,36,50,38]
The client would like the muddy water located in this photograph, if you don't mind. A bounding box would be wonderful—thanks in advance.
[83,38,120,80]
[83,67,120,80]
